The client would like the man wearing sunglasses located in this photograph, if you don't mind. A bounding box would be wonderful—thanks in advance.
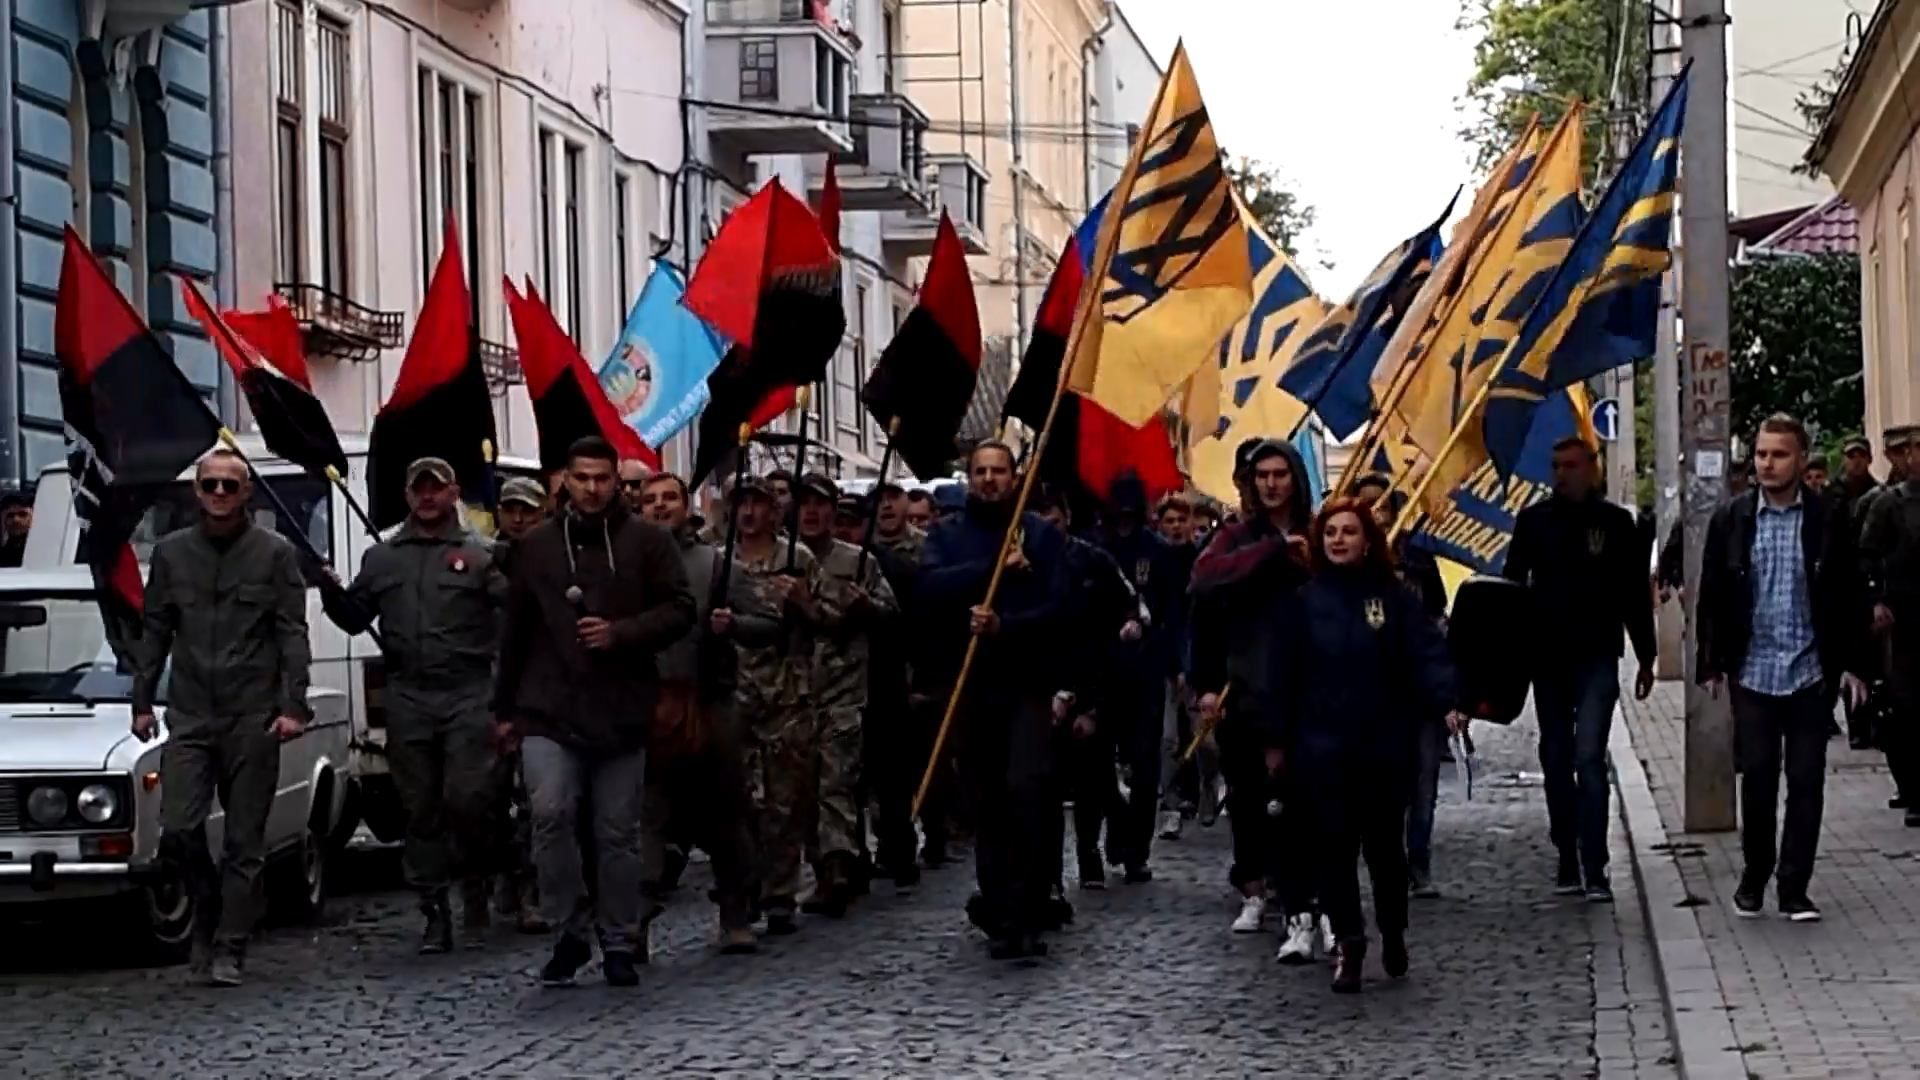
[131,449,313,988]
[323,456,509,955]
[617,459,654,516]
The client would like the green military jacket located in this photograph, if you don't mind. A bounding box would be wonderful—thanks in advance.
[806,536,898,710]
[731,540,833,715]
[134,521,312,729]
[325,517,506,713]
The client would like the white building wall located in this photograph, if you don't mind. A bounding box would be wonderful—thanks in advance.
[1089,3,1161,206]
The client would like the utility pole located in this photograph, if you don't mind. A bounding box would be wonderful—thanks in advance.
[1651,4,1685,681]
[1679,0,1735,832]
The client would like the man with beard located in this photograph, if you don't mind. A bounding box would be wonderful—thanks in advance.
[324,456,509,954]
[1191,439,1318,957]
[635,471,761,953]
[793,474,897,916]
[918,442,1074,959]
[496,437,695,987]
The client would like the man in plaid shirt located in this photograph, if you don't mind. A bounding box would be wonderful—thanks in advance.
[1698,414,1870,923]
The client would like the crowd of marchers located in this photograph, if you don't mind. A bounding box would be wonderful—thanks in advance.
[118,406,1901,996]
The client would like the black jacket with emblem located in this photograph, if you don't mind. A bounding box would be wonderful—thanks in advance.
[1502,493,1655,669]
[323,517,507,716]
[134,520,312,729]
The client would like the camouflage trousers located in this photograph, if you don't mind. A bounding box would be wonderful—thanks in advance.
[812,705,864,867]
[743,705,818,911]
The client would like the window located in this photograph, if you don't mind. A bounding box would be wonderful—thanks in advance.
[274,0,303,286]
[417,66,486,324]
[741,38,777,101]
[537,126,589,341]
[835,283,869,452]
[134,474,334,569]
[883,6,899,92]
[614,172,632,310]
[316,12,351,293]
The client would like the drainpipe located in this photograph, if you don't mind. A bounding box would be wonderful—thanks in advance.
[1080,5,1112,214]
[1008,0,1026,347]
[0,0,22,481]
[209,5,240,423]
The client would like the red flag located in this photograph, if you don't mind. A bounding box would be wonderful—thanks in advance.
[54,228,221,623]
[1076,401,1182,506]
[861,213,983,479]
[506,279,658,472]
[368,215,497,527]
[183,279,347,477]
[223,294,312,390]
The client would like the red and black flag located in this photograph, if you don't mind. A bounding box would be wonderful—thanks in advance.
[1001,230,1180,515]
[367,216,497,528]
[862,212,982,480]
[505,279,658,473]
[54,227,221,625]
[685,178,846,484]
[182,279,347,477]
[222,294,311,391]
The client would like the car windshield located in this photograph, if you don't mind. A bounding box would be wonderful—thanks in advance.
[0,591,150,705]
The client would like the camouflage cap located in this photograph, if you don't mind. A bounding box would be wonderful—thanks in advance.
[796,472,840,502]
[1885,425,1919,450]
[406,456,456,487]
[499,477,546,508]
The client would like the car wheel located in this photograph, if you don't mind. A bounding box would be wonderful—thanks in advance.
[135,873,194,964]
[359,778,406,845]
[328,778,363,854]
[273,820,328,925]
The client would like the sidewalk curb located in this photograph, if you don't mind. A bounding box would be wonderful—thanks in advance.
[1610,709,1749,1080]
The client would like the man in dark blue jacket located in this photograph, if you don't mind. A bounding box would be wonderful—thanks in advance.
[918,441,1075,959]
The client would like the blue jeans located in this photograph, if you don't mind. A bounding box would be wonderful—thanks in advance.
[1405,722,1445,876]
[1532,658,1619,879]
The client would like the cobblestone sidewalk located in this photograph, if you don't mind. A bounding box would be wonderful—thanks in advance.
[2,718,1668,1078]
[1621,682,1920,1079]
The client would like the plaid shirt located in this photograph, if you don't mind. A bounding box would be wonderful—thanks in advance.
[1738,494,1823,696]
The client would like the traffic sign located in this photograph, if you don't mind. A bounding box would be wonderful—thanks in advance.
[1591,397,1621,443]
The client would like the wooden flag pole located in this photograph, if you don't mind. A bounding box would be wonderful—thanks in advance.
[1179,685,1231,763]
[783,385,813,571]
[853,417,902,581]
[1386,345,1512,545]
[711,423,754,607]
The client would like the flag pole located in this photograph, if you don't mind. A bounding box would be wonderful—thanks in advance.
[1386,346,1509,545]
[784,384,813,571]
[711,423,754,608]
[854,417,901,581]
[323,466,381,541]
[911,40,1182,818]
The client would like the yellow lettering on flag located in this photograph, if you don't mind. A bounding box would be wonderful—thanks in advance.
[1067,43,1253,427]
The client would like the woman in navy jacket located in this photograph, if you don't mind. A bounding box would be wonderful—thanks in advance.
[1272,497,1466,993]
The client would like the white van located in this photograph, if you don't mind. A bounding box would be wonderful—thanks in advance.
[20,432,544,848]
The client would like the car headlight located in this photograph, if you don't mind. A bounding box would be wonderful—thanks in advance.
[26,786,69,826]
[76,784,118,825]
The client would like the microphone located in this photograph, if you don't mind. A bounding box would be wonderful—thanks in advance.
[565,585,587,618]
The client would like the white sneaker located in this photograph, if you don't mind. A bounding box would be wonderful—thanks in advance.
[1157,810,1183,840]
[1276,914,1317,964]
[1231,895,1267,933]
[1318,915,1337,955]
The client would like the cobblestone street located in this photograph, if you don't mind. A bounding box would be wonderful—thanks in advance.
[1,718,1669,1078]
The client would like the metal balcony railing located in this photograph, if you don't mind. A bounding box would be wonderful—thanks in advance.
[478,338,522,396]
[273,282,403,361]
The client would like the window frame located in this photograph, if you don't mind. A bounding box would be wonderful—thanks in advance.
[414,53,495,335]
[741,38,778,102]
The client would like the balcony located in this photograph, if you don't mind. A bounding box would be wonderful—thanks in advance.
[273,282,404,363]
[703,0,855,156]
[883,153,990,257]
[809,92,932,213]
[478,338,522,397]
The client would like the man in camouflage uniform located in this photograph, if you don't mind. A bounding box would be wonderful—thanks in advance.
[728,476,834,934]
[793,475,898,915]
[323,457,508,954]
[1861,424,1920,820]
[866,481,934,884]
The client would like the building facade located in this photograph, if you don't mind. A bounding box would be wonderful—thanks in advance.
[1810,0,1920,460]
[1085,1,1156,212]
[5,0,224,483]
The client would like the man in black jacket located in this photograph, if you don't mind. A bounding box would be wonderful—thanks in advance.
[495,437,696,987]
[1699,414,1868,922]
[1503,437,1655,902]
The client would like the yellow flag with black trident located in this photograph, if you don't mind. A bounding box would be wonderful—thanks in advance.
[1066,43,1254,427]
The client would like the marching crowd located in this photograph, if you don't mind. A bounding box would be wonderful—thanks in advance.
[122,406,1920,997]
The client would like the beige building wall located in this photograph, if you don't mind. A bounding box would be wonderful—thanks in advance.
[904,0,1102,351]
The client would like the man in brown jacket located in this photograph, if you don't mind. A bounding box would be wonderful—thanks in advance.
[495,436,695,987]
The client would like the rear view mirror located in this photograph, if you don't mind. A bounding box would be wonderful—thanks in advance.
[0,603,49,629]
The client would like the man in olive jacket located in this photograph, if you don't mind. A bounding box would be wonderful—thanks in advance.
[132,449,311,988]
[495,437,695,988]
[323,456,508,954]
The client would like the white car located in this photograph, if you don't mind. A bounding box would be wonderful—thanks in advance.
[0,569,350,960]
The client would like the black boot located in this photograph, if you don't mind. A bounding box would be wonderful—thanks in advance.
[1332,938,1366,993]
[419,899,453,955]
[1382,931,1408,978]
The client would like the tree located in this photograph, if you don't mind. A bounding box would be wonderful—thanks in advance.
[1456,0,1648,187]
[1225,156,1316,260]
[1729,253,1864,454]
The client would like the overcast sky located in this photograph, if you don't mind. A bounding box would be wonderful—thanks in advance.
[1122,1,1482,296]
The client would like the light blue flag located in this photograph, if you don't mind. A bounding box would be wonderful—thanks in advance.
[595,261,726,449]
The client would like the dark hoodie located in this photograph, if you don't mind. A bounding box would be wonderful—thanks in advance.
[1189,440,1313,731]
[916,493,1074,698]
[1096,472,1186,678]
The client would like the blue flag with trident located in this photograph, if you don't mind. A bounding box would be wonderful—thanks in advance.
[1483,66,1689,478]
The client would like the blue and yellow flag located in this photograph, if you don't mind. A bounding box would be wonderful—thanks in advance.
[1067,43,1253,426]
[1276,200,1452,439]
[1484,69,1689,479]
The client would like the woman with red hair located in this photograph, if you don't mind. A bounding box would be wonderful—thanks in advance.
[1270,497,1466,993]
